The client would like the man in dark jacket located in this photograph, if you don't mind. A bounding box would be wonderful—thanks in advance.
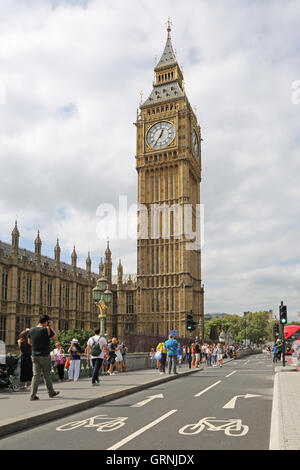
[27,314,60,401]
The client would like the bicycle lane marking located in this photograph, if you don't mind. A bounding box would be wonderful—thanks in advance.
[194,380,221,397]
[178,417,249,437]
[107,409,178,450]
[56,415,128,432]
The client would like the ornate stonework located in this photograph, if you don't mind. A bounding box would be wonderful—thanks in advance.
[0,226,136,350]
[135,24,204,338]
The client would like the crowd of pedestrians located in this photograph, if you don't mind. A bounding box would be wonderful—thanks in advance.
[13,315,129,399]
[12,314,243,401]
[150,337,237,374]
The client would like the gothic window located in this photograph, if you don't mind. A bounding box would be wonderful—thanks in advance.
[170,212,174,237]
[152,247,154,274]
[81,288,85,312]
[0,315,6,342]
[166,245,169,273]
[1,269,8,301]
[126,292,134,314]
[17,274,21,302]
[65,285,70,310]
[165,175,168,199]
[151,175,155,202]
[170,173,174,199]
[47,280,52,307]
[26,277,32,304]
[113,292,117,314]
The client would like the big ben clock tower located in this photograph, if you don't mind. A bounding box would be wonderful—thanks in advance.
[135,21,204,339]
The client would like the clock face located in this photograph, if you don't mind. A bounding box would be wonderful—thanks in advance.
[192,128,199,157]
[146,121,175,149]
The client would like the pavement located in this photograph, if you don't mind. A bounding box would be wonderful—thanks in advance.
[269,355,300,450]
[1,353,299,450]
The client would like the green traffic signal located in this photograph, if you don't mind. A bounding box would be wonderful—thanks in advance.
[280,305,287,325]
[186,311,194,331]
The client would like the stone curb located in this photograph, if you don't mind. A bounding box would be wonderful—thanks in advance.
[0,367,202,439]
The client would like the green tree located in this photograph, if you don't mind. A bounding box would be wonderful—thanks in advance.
[51,329,94,352]
[204,311,270,344]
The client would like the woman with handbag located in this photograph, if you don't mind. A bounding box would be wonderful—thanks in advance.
[52,342,66,382]
[156,341,167,374]
[17,329,33,391]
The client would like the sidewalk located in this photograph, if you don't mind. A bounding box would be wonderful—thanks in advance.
[269,357,300,450]
[0,363,203,438]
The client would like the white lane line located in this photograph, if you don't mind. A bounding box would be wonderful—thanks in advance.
[225,370,237,378]
[194,380,221,397]
[107,409,178,450]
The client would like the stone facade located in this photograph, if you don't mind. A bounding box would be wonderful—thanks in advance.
[135,23,204,338]
[0,224,137,350]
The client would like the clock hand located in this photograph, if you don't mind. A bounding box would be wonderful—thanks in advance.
[155,129,163,144]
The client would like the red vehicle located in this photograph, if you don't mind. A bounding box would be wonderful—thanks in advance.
[284,325,300,354]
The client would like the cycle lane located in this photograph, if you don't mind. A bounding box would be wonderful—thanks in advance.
[0,356,273,450]
[107,354,274,450]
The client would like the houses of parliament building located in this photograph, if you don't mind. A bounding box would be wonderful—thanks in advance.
[0,23,204,350]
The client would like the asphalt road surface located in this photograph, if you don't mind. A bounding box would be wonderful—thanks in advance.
[0,354,274,450]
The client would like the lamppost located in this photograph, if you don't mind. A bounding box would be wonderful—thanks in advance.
[92,276,112,338]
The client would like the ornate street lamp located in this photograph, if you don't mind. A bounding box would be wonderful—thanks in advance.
[92,276,112,337]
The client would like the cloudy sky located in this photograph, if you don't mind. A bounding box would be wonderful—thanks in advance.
[0,0,300,320]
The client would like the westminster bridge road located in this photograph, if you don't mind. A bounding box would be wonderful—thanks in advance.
[0,354,276,450]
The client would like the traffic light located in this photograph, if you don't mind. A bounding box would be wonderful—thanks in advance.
[279,304,287,325]
[273,323,279,338]
[186,311,196,331]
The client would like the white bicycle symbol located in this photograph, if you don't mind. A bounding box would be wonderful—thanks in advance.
[179,417,249,437]
[56,414,128,432]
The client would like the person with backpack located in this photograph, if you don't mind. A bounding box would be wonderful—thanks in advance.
[86,328,107,386]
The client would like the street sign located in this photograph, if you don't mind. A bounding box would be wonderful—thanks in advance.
[169,330,178,336]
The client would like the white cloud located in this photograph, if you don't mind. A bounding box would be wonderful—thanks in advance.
[0,0,300,320]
